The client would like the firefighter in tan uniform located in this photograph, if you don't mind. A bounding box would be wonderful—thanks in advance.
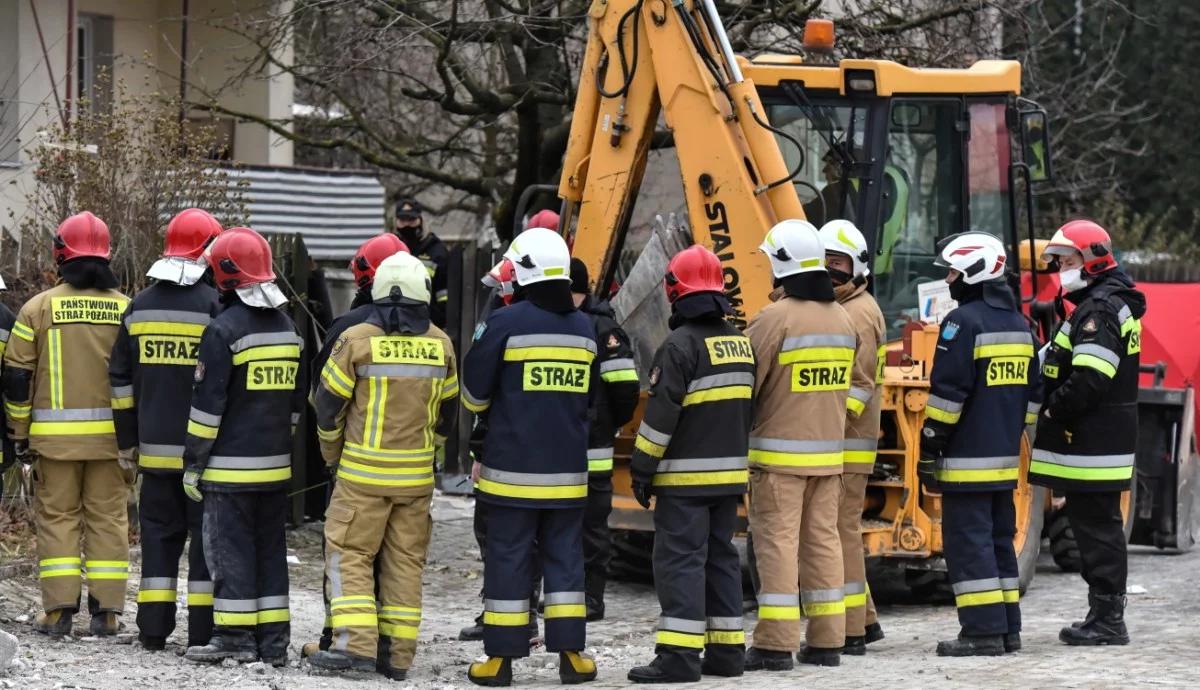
[307,252,458,681]
[745,219,857,671]
[4,212,130,637]
[818,221,886,653]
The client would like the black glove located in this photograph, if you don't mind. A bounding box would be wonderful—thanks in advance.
[632,480,653,509]
[918,427,942,491]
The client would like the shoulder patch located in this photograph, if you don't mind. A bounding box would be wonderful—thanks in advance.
[648,366,661,387]
[193,361,205,383]
[330,336,347,357]
[1081,318,1098,333]
[472,322,488,342]
[941,321,960,341]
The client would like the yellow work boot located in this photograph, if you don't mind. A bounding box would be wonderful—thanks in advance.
[468,656,513,687]
[33,610,73,636]
[559,651,597,684]
[301,642,321,658]
[89,612,120,637]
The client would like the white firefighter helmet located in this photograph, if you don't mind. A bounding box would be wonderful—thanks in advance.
[933,231,1007,284]
[503,227,571,286]
[760,219,825,279]
[371,251,432,303]
[818,219,871,278]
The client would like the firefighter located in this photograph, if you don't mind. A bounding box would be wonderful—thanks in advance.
[745,219,855,671]
[183,228,305,666]
[817,220,886,654]
[393,199,449,328]
[109,208,222,650]
[625,245,753,683]
[918,231,1041,657]
[3,212,130,637]
[461,227,599,687]
[306,252,458,680]
[458,256,543,645]
[570,258,638,621]
[304,232,408,661]
[0,275,16,501]
[1031,220,1144,646]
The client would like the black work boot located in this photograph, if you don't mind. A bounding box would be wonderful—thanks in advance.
[308,649,375,672]
[378,662,408,681]
[459,612,485,641]
[139,634,167,651]
[864,621,885,644]
[89,612,120,637]
[186,636,258,663]
[629,655,700,683]
[841,636,867,655]
[936,634,1005,657]
[585,596,605,622]
[1004,632,1022,653]
[468,656,513,687]
[585,573,606,622]
[1070,590,1101,629]
[797,644,841,667]
[744,647,793,672]
[33,610,74,636]
[560,651,598,684]
[1059,594,1129,646]
[700,653,743,677]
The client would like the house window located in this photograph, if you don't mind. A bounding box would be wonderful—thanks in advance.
[76,13,113,115]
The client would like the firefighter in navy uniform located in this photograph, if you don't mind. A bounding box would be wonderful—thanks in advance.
[626,245,754,684]
[183,228,305,667]
[0,276,16,501]
[303,231,408,661]
[919,232,1041,657]
[1031,220,1145,647]
[109,208,222,651]
[307,252,458,680]
[569,258,638,621]
[817,220,887,654]
[393,199,449,328]
[5,212,131,638]
[461,227,599,687]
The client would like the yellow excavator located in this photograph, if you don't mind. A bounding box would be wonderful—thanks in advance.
[554,1,1057,593]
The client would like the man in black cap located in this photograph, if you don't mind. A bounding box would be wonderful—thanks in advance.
[393,198,450,328]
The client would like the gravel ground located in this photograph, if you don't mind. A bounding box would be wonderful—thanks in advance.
[1,493,1198,689]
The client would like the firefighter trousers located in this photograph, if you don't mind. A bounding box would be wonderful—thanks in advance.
[749,471,844,651]
[652,494,744,679]
[34,458,131,614]
[838,473,879,637]
[942,490,1020,636]
[136,472,212,646]
[324,481,432,671]
[472,497,541,616]
[482,504,585,658]
[583,474,613,611]
[1064,491,1127,595]
[202,490,290,659]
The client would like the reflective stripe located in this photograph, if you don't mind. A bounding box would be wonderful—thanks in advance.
[477,465,587,500]
[778,336,856,364]
[111,385,134,398]
[952,577,1000,595]
[1072,351,1119,377]
[485,599,529,612]
[86,560,129,580]
[232,344,300,365]
[505,334,597,351]
[654,469,748,487]
[321,360,355,398]
[1031,449,1134,468]
[4,401,30,420]
[435,289,448,302]
[230,331,303,352]
[706,616,743,630]
[706,630,745,645]
[127,309,211,326]
[757,592,802,620]
[258,609,290,624]
[215,598,258,612]
[1074,343,1120,367]
[848,386,872,403]
[188,580,214,606]
[258,595,289,609]
[336,462,435,487]
[11,321,34,341]
[656,630,705,648]
[846,396,865,416]
[342,442,434,463]
[128,321,205,337]
[956,590,1005,607]
[925,394,963,424]
[781,334,856,349]
[1027,402,1041,416]
[999,577,1020,591]
[599,358,636,373]
[588,447,614,460]
[1030,449,1135,481]
[379,622,419,638]
[479,466,587,486]
[659,616,706,634]
[587,447,613,473]
[189,407,222,427]
[657,457,747,473]
[937,455,1021,483]
[331,595,376,609]
[139,443,185,470]
[39,556,82,578]
[483,611,530,626]
[356,364,444,378]
[213,611,258,625]
[461,386,490,413]
[1003,589,1020,603]
[187,420,219,439]
[202,467,291,484]
[544,604,586,619]
[137,589,177,603]
[331,612,377,627]
[32,408,113,421]
[31,420,115,436]
[682,384,751,406]
[844,581,867,608]
[379,605,421,619]
[748,437,842,469]
[504,334,596,363]
[686,372,755,392]
[0,327,9,343]
[141,577,177,590]
[974,330,1035,359]
[637,421,672,447]
[844,438,878,465]
[801,587,845,616]
[208,454,291,469]
[47,330,62,408]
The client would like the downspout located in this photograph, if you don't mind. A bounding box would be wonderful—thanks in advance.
[65,0,74,127]
[179,0,189,123]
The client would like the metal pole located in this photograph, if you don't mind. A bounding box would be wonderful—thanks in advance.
[28,0,66,129]
[179,0,189,123]
[65,0,74,125]
[697,0,743,83]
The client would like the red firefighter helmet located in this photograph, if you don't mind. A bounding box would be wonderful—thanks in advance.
[1042,219,1118,276]
[664,245,724,303]
[53,211,111,264]
[164,208,223,260]
[482,259,518,305]
[205,227,275,291]
[526,209,561,231]
[351,233,409,288]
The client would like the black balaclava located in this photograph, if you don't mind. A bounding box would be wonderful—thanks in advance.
[59,257,119,290]
[669,292,732,330]
[779,270,835,302]
[523,280,575,314]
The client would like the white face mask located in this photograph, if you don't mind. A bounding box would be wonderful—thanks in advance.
[1060,267,1087,293]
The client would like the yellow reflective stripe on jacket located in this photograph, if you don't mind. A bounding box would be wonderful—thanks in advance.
[652,469,748,487]
[846,396,866,416]
[129,321,205,337]
[30,420,115,436]
[321,359,355,399]
[201,467,291,484]
[475,477,587,500]
[139,455,184,471]
[47,329,63,409]
[335,459,434,488]
[681,385,751,406]
[5,401,30,420]
[232,344,301,365]
[635,434,666,458]
[187,419,219,439]
[778,346,855,365]
[12,321,34,341]
[974,343,1035,359]
[441,375,459,400]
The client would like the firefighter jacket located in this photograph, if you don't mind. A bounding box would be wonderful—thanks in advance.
[580,296,638,476]
[746,282,857,477]
[3,284,129,461]
[310,303,372,397]
[183,298,305,492]
[313,299,457,497]
[922,282,1041,492]
[835,280,886,475]
[1031,270,1145,493]
[409,233,449,328]
[630,293,753,496]
[0,303,15,466]
[461,297,598,509]
[109,279,219,473]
